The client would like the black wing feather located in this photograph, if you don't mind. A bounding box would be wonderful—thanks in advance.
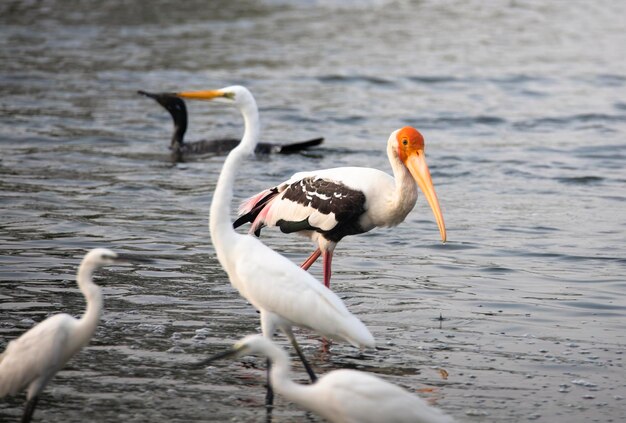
[233,188,280,232]
[280,177,367,242]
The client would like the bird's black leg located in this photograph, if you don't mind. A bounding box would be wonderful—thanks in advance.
[265,358,274,408]
[289,336,317,383]
[22,396,39,423]
[265,400,273,423]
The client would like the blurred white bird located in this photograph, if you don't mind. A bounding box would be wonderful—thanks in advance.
[202,334,455,423]
[0,248,152,423]
[174,85,374,402]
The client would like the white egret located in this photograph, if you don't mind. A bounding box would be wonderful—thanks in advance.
[174,85,374,402]
[0,248,152,423]
[138,90,323,162]
[202,334,456,423]
[234,126,447,288]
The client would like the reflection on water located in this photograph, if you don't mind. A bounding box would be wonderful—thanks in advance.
[1,0,625,422]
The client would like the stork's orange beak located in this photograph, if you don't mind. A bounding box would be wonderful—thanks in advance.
[404,150,447,243]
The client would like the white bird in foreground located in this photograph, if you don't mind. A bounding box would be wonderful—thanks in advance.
[0,248,152,423]
[234,126,447,289]
[174,85,374,399]
[202,334,455,423]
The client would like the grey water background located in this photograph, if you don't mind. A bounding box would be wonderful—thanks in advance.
[1,0,625,421]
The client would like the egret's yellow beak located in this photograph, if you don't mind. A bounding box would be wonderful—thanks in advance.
[175,90,233,101]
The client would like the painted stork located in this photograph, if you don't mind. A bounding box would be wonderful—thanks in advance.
[138,90,323,162]
[234,126,447,288]
[174,85,374,405]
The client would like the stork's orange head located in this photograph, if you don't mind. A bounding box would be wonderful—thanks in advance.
[395,126,425,163]
[392,126,446,243]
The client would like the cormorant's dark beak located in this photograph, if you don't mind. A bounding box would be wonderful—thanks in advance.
[137,90,158,100]
[138,90,182,107]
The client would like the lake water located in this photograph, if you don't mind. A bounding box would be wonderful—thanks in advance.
[1,1,625,422]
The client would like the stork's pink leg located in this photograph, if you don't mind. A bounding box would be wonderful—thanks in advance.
[322,250,333,289]
[300,248,321,271]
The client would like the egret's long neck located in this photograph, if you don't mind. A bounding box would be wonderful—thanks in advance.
[267,344,312,407]
[209,100,260,262]
[386,143,418,223]
[74,263,103,347]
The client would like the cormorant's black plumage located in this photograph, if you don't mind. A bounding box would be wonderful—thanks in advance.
[138,91,323,162]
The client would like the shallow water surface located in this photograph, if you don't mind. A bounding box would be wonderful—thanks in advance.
[1,1,625,422]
